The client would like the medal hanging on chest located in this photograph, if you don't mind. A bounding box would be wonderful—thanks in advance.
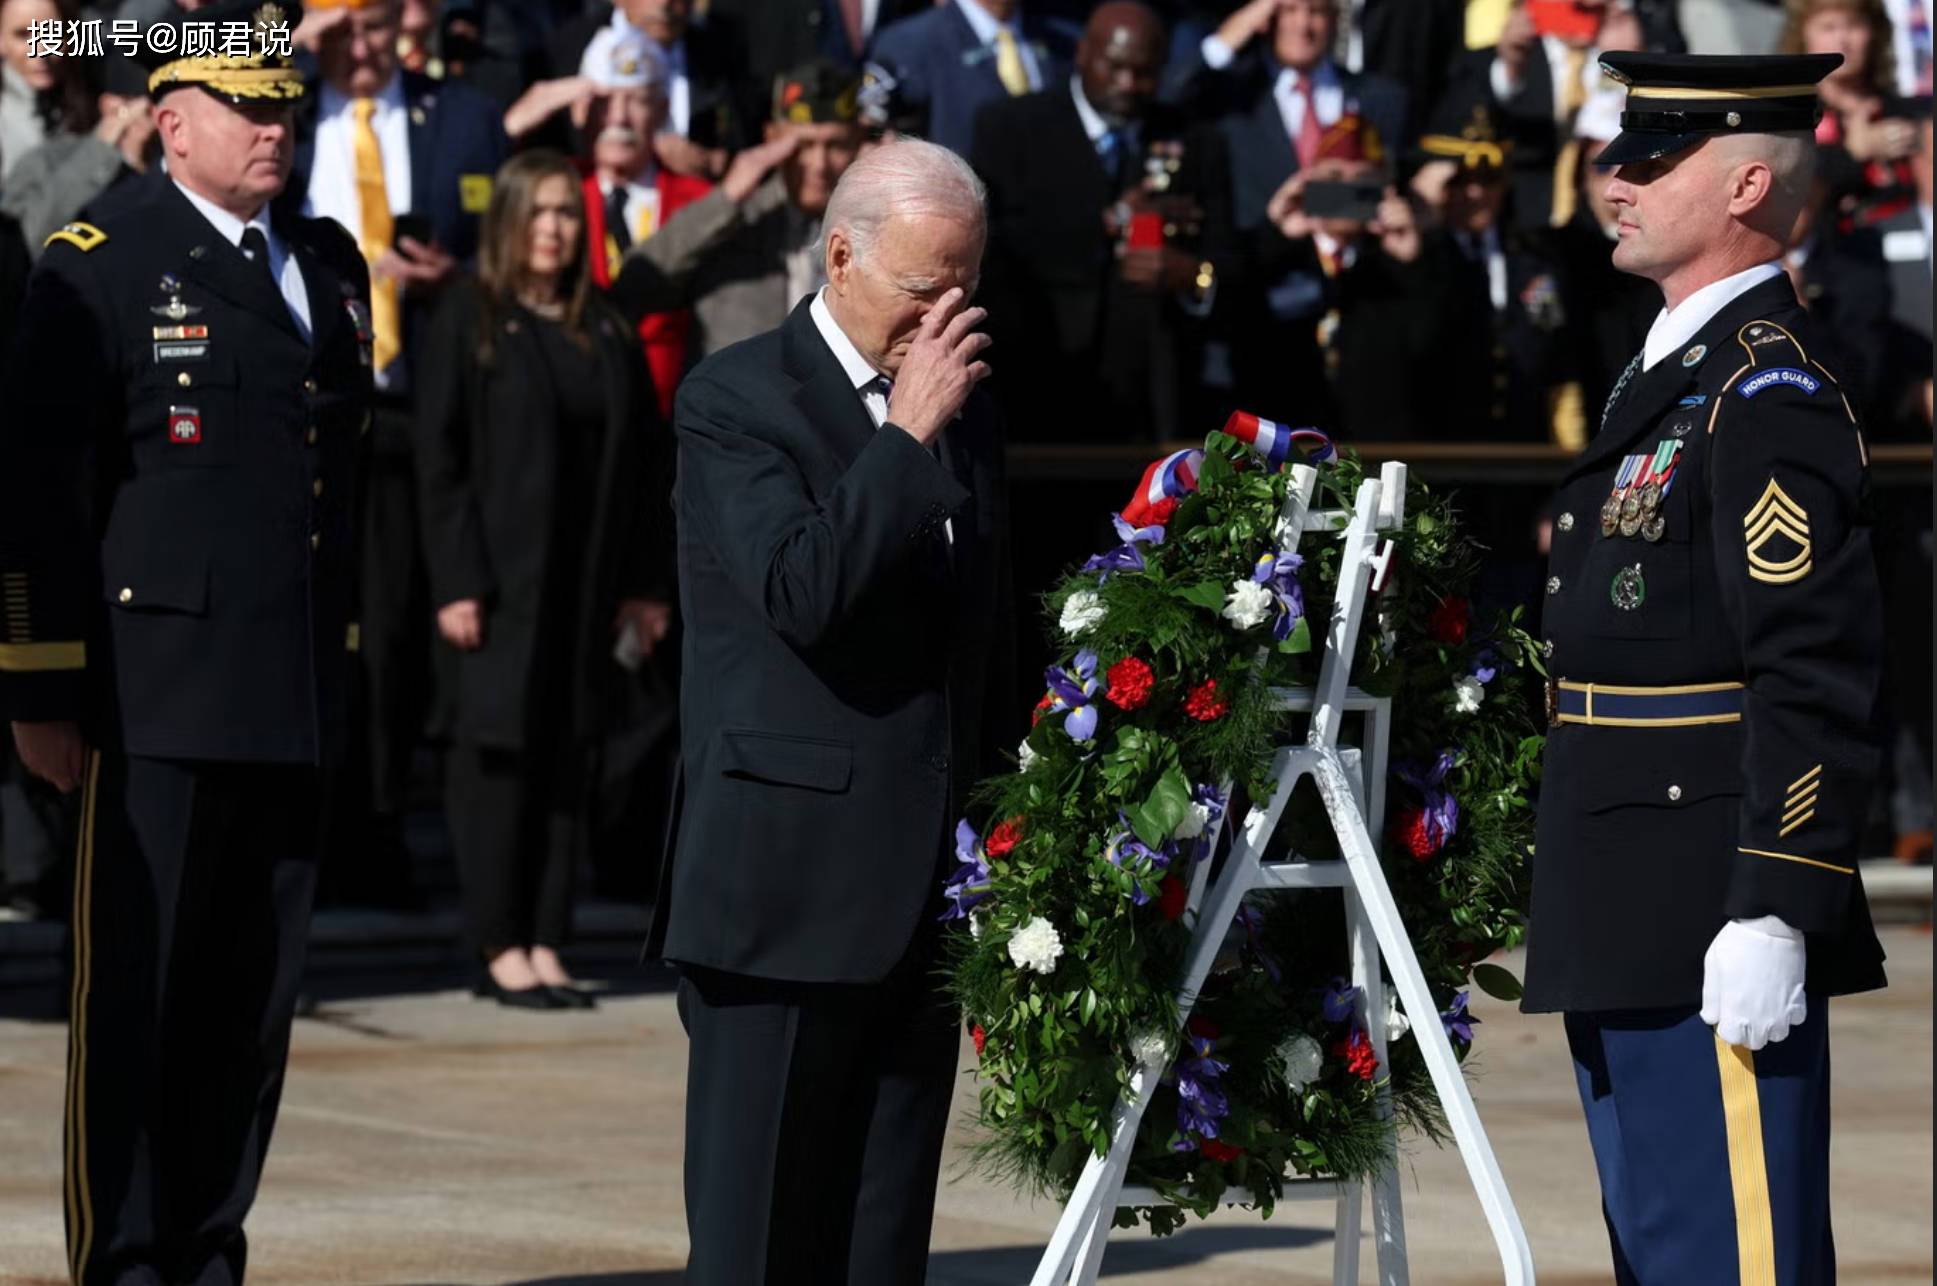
[1601,439,1684,541]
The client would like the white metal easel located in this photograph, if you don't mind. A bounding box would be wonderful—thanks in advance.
[1028,462,1535,1286]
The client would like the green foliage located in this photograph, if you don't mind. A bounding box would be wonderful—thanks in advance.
[947,435,1542,1233]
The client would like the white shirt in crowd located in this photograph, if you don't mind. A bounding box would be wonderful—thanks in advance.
[809,286,952,544]
[304,72,412,388]
[1641,261,1782,371]
[954,0,1044,91]
[175,179,314,342]
[1273,60,1345,146]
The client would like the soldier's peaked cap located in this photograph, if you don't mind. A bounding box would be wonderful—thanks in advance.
[134,0,307,105]
[1596,52,1841,167]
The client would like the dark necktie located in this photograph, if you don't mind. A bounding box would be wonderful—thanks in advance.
[240,226,278,297]
[604,187,633,253]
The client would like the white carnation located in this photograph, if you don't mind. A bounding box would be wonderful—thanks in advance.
[1007,915,1064,974]
[1059,590,1107,638]
[1173,800,1214,841]
[1017,739,1038,772]
[1129,1029,1173,1069]
[1277,1032,1324,1093]
[1384,993,1411,1043]
[1453,675,1485,715]
[1220,578,1273,631]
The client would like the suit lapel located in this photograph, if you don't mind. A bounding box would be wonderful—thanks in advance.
[164,185,305,344]
[405,77,432,230]
[782,300,879,465]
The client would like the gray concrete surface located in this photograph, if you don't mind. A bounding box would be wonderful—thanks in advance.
[0,931,1928,1285]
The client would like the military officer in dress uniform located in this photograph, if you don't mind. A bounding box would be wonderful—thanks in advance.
[0,3,373,1281]
[1523,52,1887,1285]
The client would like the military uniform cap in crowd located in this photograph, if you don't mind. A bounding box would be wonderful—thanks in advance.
[1596,52,1842,167]
[1419,98,1511,173]
[134,0,306,103]
[580,25,668,93]
[771,58,862,125]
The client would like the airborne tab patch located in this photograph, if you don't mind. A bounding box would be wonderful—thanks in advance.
[1744,478,1811,584]
[44,222,106,253]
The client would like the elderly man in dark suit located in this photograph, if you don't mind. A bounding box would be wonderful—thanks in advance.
[870,0,1079,154]
[650,136,1013,1285]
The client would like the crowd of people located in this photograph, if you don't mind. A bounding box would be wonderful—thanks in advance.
[0,0,1929,980]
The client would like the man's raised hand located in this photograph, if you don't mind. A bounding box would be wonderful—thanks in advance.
[886,288,991,446]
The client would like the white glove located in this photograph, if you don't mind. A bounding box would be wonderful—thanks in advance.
[1700,915,1807,1051]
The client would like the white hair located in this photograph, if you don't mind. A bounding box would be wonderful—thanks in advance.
[821,138,987,269]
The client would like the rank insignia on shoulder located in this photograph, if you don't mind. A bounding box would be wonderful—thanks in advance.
[1737,367,1820,398]
[1681,343,1707,367]
[44,222,107,253]
[1744,478,1811,584]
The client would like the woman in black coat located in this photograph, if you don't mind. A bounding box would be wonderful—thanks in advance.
[415,149,674,1008]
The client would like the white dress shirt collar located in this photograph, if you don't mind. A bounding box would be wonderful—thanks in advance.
[1641,261,1783,371]
[174,178,268,250]
[172,180,313,341]
[1070,74,1109,143]
[1274,58,1340,100]
[810,287,887,396]
[319,67,407,120]
[955,0,1021,44]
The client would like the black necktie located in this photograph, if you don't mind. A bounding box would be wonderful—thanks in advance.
[604,187,633,253]
[240,227,278,296]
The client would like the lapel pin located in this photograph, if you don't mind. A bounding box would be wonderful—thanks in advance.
[1681,343,1707,367]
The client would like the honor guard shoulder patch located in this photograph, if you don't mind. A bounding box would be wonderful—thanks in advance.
[44,222,107,253]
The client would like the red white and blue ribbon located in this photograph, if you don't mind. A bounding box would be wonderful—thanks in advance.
[1221,411,1335,467]
[1120,448,1203,529]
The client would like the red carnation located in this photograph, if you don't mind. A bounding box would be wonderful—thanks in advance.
[971,1024,987,1057]
[1428,596,1470,645]
[1184,679,1230,722]
[1031,690,1056,726]
[1187,1014,1220,1041]
[1333,1029,1379,1081]
[1198,1138,1244,1163]
[1105,656,1155,710]
[1158,875,1188,922]
[1393,806,1442,862]
[986,817,1024,859]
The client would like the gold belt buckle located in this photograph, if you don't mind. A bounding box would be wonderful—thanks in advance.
[1544,677,1560,728]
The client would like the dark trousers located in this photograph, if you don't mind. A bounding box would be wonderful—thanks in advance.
[676,922,960,1286]
[65,752,320,1286]
[444,743,579,955]
[1567,1003,1835,1285]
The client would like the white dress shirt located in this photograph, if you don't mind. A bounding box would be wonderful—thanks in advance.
[1069,74,1139,157]
[1641,261,1782,371]
[304,72,413,244]
[175,180,313,342]
[1273,61,1345,151]
[809,287,952,543]
[954,0,1043,92]
[610,8,692,136]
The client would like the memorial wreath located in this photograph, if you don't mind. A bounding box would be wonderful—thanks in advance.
[942,419,1547,1235]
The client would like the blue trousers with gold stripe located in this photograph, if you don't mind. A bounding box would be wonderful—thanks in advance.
[1567,1005,1834,1285]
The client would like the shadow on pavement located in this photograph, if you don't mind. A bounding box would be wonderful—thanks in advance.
[926,1222,1334,1281]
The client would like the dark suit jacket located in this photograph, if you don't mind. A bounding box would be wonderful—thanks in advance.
[870,3,1078,155]
[0,177,372,764]
[970,87,1234,441]
[649,299,1013,983]
[412,279,670,748]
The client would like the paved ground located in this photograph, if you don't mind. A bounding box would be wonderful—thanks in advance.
[0,929,1928,1286]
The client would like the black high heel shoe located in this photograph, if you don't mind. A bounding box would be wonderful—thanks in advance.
[544,985,597,1010]
[474,974,564,1010]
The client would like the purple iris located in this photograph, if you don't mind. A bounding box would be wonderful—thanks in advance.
[1168,1031,1231,1148]
[938,819,992,922]
[1321,977,1361,1024]
[1233,903,1283,983]
[1396,749,1461,850]
[1107,815,1176,904]
[1082,514,1166,582]
[1251,551,1307,641]
[1043,649,1101,742]
[1442,990,1480,1044]
[1470,647,1500,685]
[1187,783,1227,864]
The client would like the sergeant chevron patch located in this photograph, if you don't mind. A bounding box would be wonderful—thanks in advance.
[1744,479,1812,584]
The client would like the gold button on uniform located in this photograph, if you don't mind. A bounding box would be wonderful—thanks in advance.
[118,587,132,604]
[303,378,318,394]
[309,532,321,551]
[176,371,192,387]
[312,479,324,498]
[1557,512,1574,533]
[1667,785,1683,802]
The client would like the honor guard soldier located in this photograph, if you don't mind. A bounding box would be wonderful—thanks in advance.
[0,3,374,1282]
[1522,53,1887,1285]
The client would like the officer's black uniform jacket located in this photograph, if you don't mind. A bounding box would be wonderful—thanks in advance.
[0,176,374,765]
[1523,271,1887,1014]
